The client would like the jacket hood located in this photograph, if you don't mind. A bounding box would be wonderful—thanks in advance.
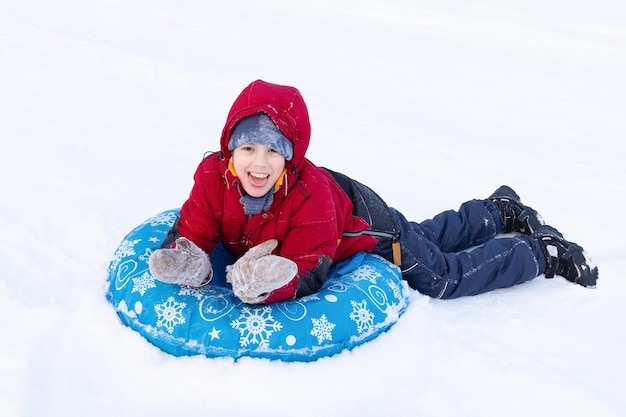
[219,80,311,182]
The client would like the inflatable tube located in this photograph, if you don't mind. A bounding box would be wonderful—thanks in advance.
[106,209,410,362]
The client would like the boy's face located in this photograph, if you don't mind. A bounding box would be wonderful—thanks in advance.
[231,143,286,197]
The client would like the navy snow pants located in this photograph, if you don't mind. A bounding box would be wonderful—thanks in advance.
[377,200,546,299]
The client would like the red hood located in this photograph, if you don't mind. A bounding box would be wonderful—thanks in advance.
[219,80,311,181]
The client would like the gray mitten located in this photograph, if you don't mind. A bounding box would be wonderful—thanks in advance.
[227,240,298,304]
[149,237,213,287]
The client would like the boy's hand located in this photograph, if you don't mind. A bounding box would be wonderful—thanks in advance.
[227,240,298,304]
[149,237,213,287]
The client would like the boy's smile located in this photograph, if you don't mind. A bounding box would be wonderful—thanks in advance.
[232,143,286,198]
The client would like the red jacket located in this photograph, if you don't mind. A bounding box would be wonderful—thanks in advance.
[177,80,377,303]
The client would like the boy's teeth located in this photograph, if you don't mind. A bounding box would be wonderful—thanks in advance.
[250,173,268,179]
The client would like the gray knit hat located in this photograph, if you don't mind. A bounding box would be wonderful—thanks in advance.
[228,113,294,161]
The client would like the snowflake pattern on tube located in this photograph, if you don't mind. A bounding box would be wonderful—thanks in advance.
[155,296,186,334]
[310,314,336,344]
[230,307,283,348]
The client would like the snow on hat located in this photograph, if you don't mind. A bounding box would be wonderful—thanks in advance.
[228,113,294,161]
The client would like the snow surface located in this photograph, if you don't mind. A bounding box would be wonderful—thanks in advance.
[1,1,625,416]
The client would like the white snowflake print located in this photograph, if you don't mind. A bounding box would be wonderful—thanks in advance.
[230,306,283,348]
[149,211,178,227]
[351,264,382,284]
[310,314,336,344]
[388,280,402,301]
[110,238,141,271]
[131,271,156,296]
[349,300,375,334]
[154,296,187,334]
[178,286,206,300]
[138,247,154,263]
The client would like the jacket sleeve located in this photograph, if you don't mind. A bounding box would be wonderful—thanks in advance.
[260,278,301,304]
[277,177,342,298]
[240,174,341,304]
[177,156,223,255]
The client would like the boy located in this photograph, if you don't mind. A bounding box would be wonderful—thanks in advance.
[149,80,598,304]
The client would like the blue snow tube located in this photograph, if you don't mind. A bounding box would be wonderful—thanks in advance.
[106,209,410,362]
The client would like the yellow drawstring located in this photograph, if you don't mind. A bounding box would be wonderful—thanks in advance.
[228,160,237,177]
[274,168,287,191]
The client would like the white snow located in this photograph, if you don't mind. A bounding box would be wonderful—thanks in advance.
[1,0,625,416]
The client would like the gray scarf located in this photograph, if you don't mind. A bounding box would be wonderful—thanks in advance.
[240,190,273,215]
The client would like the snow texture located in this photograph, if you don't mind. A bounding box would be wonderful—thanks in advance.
[1,0,625,416]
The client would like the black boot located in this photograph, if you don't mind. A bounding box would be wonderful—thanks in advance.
[533,225,598,288]
[489,185,544,234]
